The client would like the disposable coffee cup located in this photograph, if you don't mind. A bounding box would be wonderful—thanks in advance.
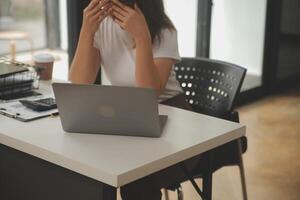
[33,54,55,81]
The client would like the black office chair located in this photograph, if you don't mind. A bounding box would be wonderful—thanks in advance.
[164,57,248,200]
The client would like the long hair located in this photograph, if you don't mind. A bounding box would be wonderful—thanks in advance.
[136,0,175,44]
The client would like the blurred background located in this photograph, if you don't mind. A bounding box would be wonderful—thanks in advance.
[1,0,299,102]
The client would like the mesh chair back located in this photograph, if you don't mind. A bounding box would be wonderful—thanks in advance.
[174,57,247,117]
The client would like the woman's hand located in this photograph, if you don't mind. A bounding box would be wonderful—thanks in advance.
[112,0,151,42]
[81,0,112,38]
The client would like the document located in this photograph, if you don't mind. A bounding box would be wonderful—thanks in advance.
[0,97,58,122]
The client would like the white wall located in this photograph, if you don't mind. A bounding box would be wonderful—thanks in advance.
[164,0,198,57]
[210,0,267,76]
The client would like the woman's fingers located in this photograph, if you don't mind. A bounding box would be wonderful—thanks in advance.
[112,10,126,22]
[113,17,125,29]
[99,0,111,8]
[112,0,132,13]
[98,8,112,23]
[112,4,128,18]
[81,0,112,36]
[112,4,128,23]
[85,0,100,12]
[89,0,110,15]
[89,1,111,17]
[92,6,112,22]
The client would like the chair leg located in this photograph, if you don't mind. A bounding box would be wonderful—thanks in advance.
[202,153,213,200]
[203,172,213,200]
[180,162,205,199]
[163,189,170,200]
[176,184,184,200]
[237,139,248,200]
[163,186,183,200]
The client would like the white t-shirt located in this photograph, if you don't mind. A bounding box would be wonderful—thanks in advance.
[94,17,182,101]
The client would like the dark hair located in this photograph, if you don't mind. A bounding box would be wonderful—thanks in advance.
[136,0,175,44]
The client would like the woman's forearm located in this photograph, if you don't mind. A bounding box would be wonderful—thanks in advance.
[69,31,101,84]
[135,34,162,94]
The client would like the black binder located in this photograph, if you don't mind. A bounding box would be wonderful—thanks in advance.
[0,62,39,101]
[0,63,28,78]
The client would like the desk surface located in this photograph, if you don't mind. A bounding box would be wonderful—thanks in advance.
[0,81,246,187]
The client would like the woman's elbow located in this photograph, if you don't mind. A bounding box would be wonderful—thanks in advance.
[68,68,77,83]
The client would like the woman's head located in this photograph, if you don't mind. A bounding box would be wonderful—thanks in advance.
[135,0,175,44]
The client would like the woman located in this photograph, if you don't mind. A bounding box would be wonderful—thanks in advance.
[70,0,184,102]
[70,0,194,199]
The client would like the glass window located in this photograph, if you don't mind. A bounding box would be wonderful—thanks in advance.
[0,0,69,81]
[210,0,267,91]
[0,0,47,55]
[164,0,198,57]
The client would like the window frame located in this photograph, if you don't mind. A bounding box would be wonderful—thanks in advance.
[196,0,213,58]
[44,0,61,49]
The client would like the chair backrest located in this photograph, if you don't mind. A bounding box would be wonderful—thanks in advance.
[174,57,247,117]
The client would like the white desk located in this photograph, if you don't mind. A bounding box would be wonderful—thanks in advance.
[0,81,246,200]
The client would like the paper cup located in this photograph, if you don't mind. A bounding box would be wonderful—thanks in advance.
[33,54,55,80]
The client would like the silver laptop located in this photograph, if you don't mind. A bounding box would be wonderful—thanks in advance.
[52,83,168,137]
